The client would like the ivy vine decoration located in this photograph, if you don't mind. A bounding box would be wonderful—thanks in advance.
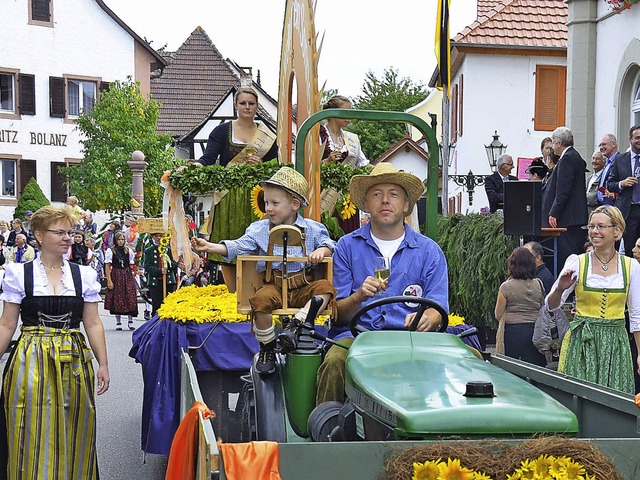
[169,160,370,197]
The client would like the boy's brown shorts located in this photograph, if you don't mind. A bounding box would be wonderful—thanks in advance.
[249,278,337,319]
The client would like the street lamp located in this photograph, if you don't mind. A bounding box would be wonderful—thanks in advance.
[449,170,485,206]
[438,142,457,167]
[485,130,507,172]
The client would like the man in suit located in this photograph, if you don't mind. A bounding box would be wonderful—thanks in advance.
[586,151,606,212]
[598,133,620,206]
[607,125,640,257]
[484,154,518,213]
[547,126,588,270]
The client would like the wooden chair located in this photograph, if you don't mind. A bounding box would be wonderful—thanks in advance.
[236,225,332,316]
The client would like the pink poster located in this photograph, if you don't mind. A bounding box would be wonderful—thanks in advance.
[517,157,536,180]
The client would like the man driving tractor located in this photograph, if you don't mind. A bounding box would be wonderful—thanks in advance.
[316,163,449,404]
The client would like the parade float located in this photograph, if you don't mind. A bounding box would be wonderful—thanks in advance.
[129,1,640,478]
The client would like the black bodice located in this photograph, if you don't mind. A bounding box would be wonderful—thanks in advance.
[20,261,84,329]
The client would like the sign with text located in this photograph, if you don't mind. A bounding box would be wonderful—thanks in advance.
[137,217,166,234]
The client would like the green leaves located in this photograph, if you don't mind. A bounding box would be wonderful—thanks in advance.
[348,68,429,160]
[61,77,176,216]
[437,214,518,329]
[169,160,281,193]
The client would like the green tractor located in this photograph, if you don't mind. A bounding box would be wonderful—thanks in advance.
[242,295,578,444]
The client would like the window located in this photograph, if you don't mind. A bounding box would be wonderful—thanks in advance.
[49,76,99,119]
[67,80,96,117]
[0,73,14,113]
[450,83,458,140]
[30,0,52,25]
[0,160,16,197]
[632,74,640,127]
[534,65,566,131]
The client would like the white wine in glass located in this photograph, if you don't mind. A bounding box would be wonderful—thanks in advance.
[374,257,390,296]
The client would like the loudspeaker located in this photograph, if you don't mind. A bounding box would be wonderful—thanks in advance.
[503,181,541,236]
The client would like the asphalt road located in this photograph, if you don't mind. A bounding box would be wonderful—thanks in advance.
[1,301,168,480]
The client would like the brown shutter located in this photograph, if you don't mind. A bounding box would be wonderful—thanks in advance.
[100,81,111,93]
[19,74,36,116]
[32,0,51,22]
[534,65,566,131]
[49,76,65,118]
[19,159,36,196]
[50,162,67,202]
[458,74,463,137]
[450,83,459,139]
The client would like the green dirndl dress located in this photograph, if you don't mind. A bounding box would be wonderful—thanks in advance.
[558,253,635,394]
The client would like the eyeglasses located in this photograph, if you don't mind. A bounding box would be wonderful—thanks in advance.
[47,229,75,237]
[584,224,616,231]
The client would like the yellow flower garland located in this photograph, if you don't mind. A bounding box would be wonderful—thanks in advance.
[412,455,595,480]
[157,284,326,325]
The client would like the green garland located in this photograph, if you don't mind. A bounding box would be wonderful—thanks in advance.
[168,160,370,196]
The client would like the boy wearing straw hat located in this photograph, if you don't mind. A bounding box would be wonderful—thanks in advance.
[193,167,337,375]
[316,162,449,404]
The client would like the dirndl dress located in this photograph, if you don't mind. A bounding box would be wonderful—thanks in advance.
[558,253,635,393]
[0,261,99,480]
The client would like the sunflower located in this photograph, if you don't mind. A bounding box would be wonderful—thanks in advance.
[339,194,356,220]
[439,458,474,480]
[251,184,266,218]
[412,460,441,480]
[561,459,587,480]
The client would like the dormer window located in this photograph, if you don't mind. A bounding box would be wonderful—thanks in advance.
[29,0,53,27]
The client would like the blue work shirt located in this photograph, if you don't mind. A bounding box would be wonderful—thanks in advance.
[330,223,449,340]
[221,214,335,273]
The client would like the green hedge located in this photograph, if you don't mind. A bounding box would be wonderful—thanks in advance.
[436,213,519,329]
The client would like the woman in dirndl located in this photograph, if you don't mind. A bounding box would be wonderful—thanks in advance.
[319,95,369,234]
[104,231,139,330]
[0,205,109,480]
[546,205,640,393]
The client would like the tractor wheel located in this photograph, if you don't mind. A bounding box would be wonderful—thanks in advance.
[307,401,343,442]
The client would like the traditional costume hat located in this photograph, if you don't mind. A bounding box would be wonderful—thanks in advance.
[260,167,309,207]
[349,162,425,215]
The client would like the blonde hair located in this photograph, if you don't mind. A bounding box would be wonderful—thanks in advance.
[234,86,258,105]
[590,205,626,236]
[322,95,351,110]
[30,205,79,248]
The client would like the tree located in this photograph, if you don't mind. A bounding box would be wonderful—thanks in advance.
[61,78,176,216]
[348,68,429,160]
[15,178,50,219]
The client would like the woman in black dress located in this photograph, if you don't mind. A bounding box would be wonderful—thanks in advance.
[104,231,138,330]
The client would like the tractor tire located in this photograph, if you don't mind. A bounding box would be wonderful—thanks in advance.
[307,401,343,442]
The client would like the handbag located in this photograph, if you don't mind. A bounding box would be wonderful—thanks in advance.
[532,278,569,369]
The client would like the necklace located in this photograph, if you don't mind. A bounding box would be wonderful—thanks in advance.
[593,250,616,271]
[41,260,63,271]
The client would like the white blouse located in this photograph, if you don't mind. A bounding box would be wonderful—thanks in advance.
[0,258,101,304]
[104,248,136,265]
[545,253,640,332]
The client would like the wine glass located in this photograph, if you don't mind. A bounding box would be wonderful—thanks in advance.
[373,257,390,296]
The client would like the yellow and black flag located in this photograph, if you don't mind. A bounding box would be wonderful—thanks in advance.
[435,0,451,98]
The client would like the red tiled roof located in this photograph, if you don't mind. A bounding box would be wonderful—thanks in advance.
[453,0,567,50]
[151,27,240,136]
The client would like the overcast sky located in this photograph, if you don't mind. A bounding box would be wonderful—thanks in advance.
[103,0,478,99]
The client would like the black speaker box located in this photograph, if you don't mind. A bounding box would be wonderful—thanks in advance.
[503,181,542,236]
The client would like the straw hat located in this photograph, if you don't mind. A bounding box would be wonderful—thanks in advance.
[260,166,309,207]
[349,162,425,215]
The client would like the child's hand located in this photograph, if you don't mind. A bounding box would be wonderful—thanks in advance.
[191,237,210,253]
[308,247,330,264]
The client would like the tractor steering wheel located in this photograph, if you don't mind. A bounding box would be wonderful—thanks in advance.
[349,296,449,337]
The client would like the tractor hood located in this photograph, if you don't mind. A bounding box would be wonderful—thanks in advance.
[344,331,578,438]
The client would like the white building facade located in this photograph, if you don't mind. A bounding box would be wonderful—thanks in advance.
[0,0,164,220]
